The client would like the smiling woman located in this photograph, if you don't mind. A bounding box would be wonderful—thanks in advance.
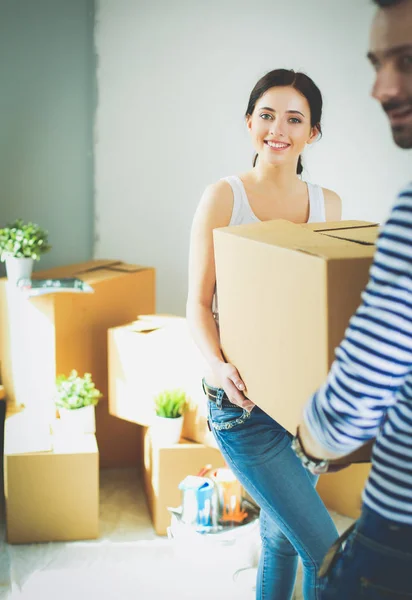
[245,70,323,175]
[186,68,342,600]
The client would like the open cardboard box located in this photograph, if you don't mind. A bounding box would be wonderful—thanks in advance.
[108,315,215,446]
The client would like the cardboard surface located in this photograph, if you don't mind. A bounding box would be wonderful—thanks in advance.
[4,409,52,454]
[213,220,378,436]
[4,425,99,544]
[108,316,215,445]
[143,431,226,535]
[0,259,155,468]
[318,463,372,519]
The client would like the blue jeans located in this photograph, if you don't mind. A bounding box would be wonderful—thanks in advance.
[319,504,412,599]
[207,393,338,600]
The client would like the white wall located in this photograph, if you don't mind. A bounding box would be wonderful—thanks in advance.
[94,0,411,315]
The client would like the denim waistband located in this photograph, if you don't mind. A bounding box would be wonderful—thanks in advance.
[358,503,412,554]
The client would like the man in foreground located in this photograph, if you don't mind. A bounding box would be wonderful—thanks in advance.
[293,0,412,597]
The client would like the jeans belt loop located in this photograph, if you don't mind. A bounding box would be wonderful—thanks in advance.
[216,388,224,409]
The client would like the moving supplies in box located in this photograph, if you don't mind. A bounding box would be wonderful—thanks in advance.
[0,260,155,468]
[4,410,99,544]
[143,431,226,535]
[213,220,378,435]
[108,315,214,445]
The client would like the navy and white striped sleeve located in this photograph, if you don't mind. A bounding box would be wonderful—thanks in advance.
[304,185,412,455]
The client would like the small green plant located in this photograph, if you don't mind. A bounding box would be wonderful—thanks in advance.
[55,370,102,410]
[0,219,51,262]
[154,388,187,419]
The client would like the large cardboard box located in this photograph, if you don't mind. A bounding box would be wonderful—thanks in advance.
[213,220,378,434]
[4,410,99,544]
[0,260,155,467]
[108,315,214,445]
[317,464,372,519]
[143,431,226,535]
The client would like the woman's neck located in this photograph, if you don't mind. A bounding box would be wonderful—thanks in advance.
[250,161,302,190]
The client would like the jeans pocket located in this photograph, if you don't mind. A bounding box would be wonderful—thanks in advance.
[360,578,412,598]
[208,403,251,431]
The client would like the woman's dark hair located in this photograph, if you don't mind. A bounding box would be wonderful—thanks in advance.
[245,69,323,175]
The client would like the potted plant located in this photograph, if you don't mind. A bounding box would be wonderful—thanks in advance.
[151,388,187,445]
[55,370,102,434]
[0,218,51,284]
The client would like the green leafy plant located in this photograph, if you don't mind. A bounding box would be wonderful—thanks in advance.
[154,388,187,419]
[0,219,51,261]
[55,370,102,410]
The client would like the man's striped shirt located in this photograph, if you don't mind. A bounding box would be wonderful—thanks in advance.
[304,183,412,524]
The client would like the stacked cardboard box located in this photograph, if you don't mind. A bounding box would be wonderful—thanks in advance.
[0,259,156,467]
[143,431,226,535]
[213,220,378,518]
[4,408,99,544]
[0,258,156,543]
[108,315,215,446]
[108,315,229,533]
[0,385,5,466]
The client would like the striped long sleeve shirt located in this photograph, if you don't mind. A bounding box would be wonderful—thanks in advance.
[304,183,412,525]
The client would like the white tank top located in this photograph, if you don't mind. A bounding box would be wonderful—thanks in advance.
[222,175,326,226]
[212,175,327,323]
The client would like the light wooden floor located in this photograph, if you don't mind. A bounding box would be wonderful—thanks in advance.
[0,468,353,600]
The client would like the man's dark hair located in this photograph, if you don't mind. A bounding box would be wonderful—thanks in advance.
[373,0,406,6]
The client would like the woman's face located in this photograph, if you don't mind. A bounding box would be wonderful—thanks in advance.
[247,86,318,168]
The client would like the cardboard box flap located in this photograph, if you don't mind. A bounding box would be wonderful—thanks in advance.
[320,227,379,246]
[74,261,150,284]
[121,315,183,334]
[305,221,380,246]
[33,260,118,280]
[5,411,53,455]
[303,220,378,232]
[33,260,151,285]
[215,219,377,259]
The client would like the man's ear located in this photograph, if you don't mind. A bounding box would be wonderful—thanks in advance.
[307,125,320,145]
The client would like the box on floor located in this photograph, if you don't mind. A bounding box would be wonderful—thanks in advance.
[0,385,5,464]
[143,430,226,535]
[4,408,99,544]
[108,315,216,446]
[213,219,379,517]
[0,259,155,468]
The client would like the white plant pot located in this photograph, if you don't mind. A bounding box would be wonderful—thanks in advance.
[151,415,184,446]
[5,256,34,285]
[58,405,96,434]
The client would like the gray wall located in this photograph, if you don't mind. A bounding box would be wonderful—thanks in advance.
[0,0,95,275]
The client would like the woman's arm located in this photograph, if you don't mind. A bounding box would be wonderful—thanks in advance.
[323,188,342,222]
[186,181,254,410]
